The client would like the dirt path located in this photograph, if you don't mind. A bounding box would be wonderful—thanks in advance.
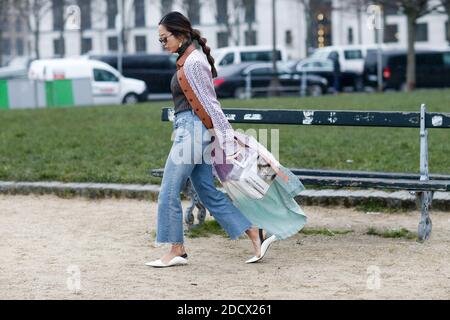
[0,194,449,300]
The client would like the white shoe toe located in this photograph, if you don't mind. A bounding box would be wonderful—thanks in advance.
[245,255,262,264]
[145,254,188,268]
[245,234,277,264]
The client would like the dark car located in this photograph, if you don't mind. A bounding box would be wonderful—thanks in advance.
[214,62,328,98]
[290,58,364,92]
[363,49,450,91]
[88,53,177,97]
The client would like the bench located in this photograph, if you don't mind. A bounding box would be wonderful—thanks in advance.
[151,104,450,242]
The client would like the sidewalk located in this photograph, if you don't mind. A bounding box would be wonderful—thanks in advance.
[1,180,449,211]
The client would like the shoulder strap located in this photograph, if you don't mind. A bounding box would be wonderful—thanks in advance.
[176,44,213,129]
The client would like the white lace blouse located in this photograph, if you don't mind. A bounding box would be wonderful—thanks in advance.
[183,49,237,157]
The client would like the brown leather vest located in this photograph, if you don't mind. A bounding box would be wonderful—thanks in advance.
[175,45,288,182]
[176,44,213,129]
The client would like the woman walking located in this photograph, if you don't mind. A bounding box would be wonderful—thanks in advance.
[146,12,277,268]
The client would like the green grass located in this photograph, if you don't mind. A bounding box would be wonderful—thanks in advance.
[355,201,411,213]
[365,227,418,240]
[0,89,449,184]
[300,228,354,236]
[185,220,227,238]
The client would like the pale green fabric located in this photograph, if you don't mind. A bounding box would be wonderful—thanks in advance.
[223,166,307,240]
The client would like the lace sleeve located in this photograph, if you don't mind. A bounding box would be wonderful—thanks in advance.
[184,53,236,156]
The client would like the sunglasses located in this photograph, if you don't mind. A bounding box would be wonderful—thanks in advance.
[158,33,174,44]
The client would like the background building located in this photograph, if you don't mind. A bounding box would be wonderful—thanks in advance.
[0,0,448,66]
[331,0,449,49]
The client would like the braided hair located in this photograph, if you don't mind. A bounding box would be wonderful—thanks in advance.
[159,12,218,78]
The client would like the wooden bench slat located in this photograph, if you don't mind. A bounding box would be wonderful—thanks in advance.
[298,175,450,191]
[289,168,450,181]
[152,167,450,182]
[151,169,164,178]
[151,169,450,191]
[162,108,450,128]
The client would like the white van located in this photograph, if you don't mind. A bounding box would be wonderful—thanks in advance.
[28,58,147,105]
[309,45,382,74]
[212,45,288,71]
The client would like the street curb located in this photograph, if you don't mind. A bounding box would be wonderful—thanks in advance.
[0,181,449,211]
[0,181,161,201]
[299,189,450,211]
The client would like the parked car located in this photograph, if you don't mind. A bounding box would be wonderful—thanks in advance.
[309,44,385,74]
[88,53,177,98]
[28,58,147,105]
[0,56,35,79]
[290,58,363,92]
[212,45,288,72]
[363,49,450,91]
[213,62,328,99]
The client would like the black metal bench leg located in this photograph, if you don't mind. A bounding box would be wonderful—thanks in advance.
[417,191,433,242]
[181,178,207,229]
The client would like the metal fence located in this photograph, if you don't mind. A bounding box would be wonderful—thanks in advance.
[0,78,93,110]
[242,65,325,99]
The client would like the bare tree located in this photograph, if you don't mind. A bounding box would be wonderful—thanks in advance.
[118,0,147,54]
[159,0,174,17]
[14,0,53,60]
[213,0,248,46]
[81,1,112,55]
[332,0,371,45]
[397,0,430,91]
[268,0,280,96]
[214,0,229,46]
[121,0,135,54]
[298,0,313,55]
[437,0,450,45]
[372,0,442,91]
[0,0,12,66]
[77,0,91,55]
[54,0,72,57]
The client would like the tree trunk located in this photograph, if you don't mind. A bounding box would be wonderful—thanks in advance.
[23,8,32,59]
[0,30,3,66]
[406,14,416,91]
[34,22,41,59]
[59,31,65,57]
[79,29,83,55]
[303,0,312,56]
[443,1,450,45]
[0,0,8,66]
[234,15,241,45]
[268,0,280,97]
[357,7,362,45]
[123,28,128,54]
[447,10,450,46]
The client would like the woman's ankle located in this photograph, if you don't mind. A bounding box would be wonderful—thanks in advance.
[246,227,260,242]
[170,244,186,256]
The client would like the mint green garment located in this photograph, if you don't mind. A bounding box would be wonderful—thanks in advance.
[222,166,307,240]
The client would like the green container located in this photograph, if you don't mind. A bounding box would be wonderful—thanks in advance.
[45,80,74,108]
[0,80,9,109]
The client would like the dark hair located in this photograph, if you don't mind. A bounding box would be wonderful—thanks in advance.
[159,11,217,78]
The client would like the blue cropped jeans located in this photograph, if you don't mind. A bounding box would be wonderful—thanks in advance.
[156,109,252,244]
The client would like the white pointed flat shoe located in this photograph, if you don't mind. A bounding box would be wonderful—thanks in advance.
[145,253,188,268]
[245,233,277,264]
